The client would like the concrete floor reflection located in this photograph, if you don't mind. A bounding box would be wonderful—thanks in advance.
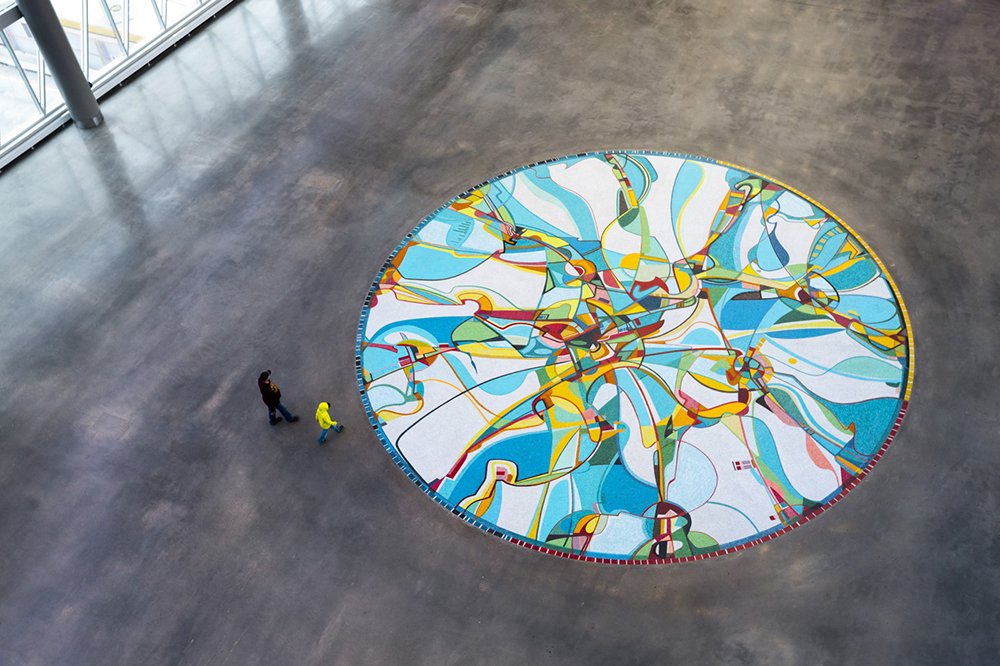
[0,0,998,664]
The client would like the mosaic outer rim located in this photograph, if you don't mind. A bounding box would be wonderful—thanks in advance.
[354,149,915,565]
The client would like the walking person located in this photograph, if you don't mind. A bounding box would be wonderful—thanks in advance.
[257,370,299,425]
[315,401,343,445]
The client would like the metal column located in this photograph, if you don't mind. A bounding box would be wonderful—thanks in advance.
[15,0,103,129]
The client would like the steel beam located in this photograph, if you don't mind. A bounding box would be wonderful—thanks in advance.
[15,0,102,128]
[0,3,21,30]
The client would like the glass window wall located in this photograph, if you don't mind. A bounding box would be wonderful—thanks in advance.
[1,0,235,168]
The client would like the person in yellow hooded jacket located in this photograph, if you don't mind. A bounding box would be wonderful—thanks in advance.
[315,401,343,445]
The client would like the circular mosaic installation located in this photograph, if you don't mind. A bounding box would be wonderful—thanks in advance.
[357,151,912,563]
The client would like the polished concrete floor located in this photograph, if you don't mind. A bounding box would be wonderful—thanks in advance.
[1,0,998,663]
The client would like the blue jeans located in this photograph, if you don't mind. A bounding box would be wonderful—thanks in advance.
[269,402,294,424]
[319,424,342,443]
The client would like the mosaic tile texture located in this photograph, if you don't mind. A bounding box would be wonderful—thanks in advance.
[357,151,912,563]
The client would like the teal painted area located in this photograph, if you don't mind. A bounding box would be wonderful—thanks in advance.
[670,161,704,229]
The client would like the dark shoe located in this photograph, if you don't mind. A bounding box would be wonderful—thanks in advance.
[318,439,326,446]
[270,417,283,426]
[289,416,300,423]
[335,425,343,432]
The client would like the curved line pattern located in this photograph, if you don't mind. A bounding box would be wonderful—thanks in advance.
[356,150,913,564]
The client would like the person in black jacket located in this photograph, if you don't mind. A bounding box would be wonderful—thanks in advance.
[257,370,299,425]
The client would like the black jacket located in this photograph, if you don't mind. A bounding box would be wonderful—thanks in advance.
[258,376,281,408]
